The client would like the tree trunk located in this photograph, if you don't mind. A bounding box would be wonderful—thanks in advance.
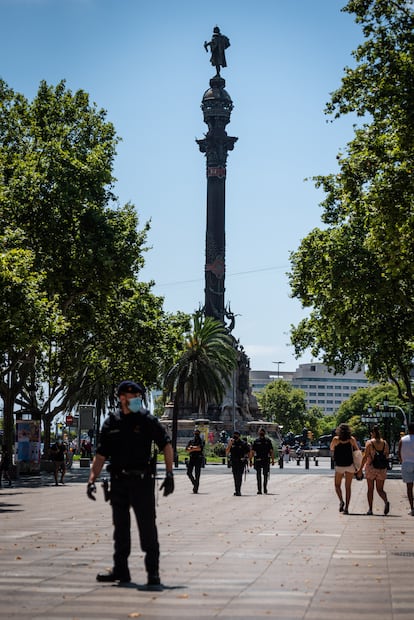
[172,393,179,467]
[43,419,51,457]
[2,391,14,458]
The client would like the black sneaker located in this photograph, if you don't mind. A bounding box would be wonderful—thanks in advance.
[147,573,161,586]
[96,570,131,583]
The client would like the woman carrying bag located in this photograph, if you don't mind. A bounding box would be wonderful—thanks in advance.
[357,425,390,515]
[330,423,360,514]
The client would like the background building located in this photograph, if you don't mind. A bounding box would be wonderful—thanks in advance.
[250,362,371,415]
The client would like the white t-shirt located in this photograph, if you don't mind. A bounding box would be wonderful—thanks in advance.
[400,434,414,463]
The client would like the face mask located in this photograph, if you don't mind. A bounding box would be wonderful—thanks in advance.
[128,397,142,412]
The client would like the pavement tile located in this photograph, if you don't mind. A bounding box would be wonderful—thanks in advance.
[0,459,412,619]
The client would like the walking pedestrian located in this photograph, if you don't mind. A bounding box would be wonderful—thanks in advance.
[226,430,250,496]
[185,429,205,493]
[398,422,414,516]
[330,423,360,514]
[250,428,274,494]
[86,380,174,588]
[0,447,12,487]
[49,438,68,485]
[358,426,390,515]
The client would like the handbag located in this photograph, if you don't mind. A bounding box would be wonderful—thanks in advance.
[352,448,363,470]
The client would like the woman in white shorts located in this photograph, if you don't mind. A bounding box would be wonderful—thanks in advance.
[330,423,359,514]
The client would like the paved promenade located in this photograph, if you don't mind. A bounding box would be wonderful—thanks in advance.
[1,460,413,620]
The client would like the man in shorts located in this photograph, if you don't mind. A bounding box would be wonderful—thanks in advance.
[398,423,414,516]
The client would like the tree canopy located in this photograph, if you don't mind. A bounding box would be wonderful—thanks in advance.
[164,313,238,454]
[0,79,188,451]
[257,379,309,435]
[289,0,414,403]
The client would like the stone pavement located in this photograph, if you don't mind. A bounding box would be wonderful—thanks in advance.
[1,459,413,620]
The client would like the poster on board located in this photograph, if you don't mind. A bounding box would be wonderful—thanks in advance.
[16,420,41,473]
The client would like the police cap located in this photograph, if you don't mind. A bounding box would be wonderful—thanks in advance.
[117,380,144,396]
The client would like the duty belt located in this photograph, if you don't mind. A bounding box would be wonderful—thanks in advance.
[113,468,149,479]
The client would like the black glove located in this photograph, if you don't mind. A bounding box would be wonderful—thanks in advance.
[86,482,97,501]
[160,471,174,496]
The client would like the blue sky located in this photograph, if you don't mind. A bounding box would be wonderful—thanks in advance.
[0,0,363,371]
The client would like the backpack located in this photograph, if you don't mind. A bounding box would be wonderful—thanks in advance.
[371,442,388,469]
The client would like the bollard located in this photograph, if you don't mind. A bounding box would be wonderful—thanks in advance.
[315,458,319,466]
[305,455,310,469]
[279,456,283,469]
[330,457,335,469]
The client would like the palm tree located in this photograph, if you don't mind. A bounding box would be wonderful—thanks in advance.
[163,313,237,459]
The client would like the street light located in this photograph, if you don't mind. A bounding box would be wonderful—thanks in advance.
[374,398,408,454]
[361,406,380,426]
[272,361,285,379]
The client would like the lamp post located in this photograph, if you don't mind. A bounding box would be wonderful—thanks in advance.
[272,361,285,379]
[374,398,404,454]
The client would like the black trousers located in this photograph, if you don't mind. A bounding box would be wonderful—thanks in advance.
[255,461,270,493]
[186,456,202,491]
[110,475,159,576]
[232,465,245,495]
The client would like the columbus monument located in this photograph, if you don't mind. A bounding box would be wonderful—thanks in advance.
[197,27,258,427]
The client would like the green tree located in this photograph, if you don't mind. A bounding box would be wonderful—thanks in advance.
[257,379,307,435]
[335,384,406,447]
[163,313,238,458]
[0,232,66,452]
[0,79,188,453]
[59,280,190,438]
[316,414,338,438]
[305,405,326,440]
[289,1,414,403]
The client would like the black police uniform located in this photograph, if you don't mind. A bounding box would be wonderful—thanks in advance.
[186,433,205,493]
[252,436,273,494]
[229,436,250,495]
[96,405,170,582]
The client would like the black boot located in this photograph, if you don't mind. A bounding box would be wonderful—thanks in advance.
[96,569,131,583]
[147,573,160,586]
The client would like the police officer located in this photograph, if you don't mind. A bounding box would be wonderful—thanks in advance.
[186,429,205,493]
[225,430,250,496]
[86,380,174,588]
[250,427,274,494]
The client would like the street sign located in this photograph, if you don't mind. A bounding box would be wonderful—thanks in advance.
[78,405,95,429]
[66,415,74,426]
